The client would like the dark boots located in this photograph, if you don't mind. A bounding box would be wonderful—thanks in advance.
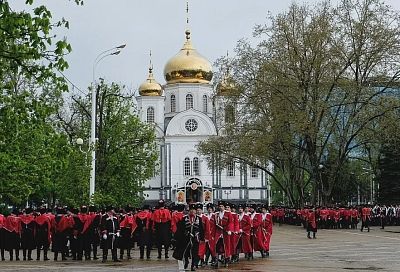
[146,247,151,259]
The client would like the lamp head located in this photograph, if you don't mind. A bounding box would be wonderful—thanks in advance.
[76,138,83,145]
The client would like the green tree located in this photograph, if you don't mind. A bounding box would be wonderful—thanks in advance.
[200,0,400,206]
[0,0,82,207]
[59,80,158,207]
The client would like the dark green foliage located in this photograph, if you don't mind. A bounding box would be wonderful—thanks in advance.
[378,144,400,204]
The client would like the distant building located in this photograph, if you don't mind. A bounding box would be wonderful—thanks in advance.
[136,28,272,205]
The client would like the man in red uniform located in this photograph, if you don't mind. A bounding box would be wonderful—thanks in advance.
[361,204,372,232]
[237,204,252,260]
[212,201,233,268]
[350,206,359,229]
[276,207,285,226]
[250,204,264,258]
[319,207,329,229]
[205,203,216,266]
[260,204,273,257]
[307,207,317,239]
[152,199,172,259]
[196,203,209,267]
[226,203,240,263]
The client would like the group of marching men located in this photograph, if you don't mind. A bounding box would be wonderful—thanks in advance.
[0,200,273,271]
[271,204,384,236]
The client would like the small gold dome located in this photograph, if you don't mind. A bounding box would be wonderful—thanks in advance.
[164,30,213,84]
[139,67,162,96]
[217,75,236,96]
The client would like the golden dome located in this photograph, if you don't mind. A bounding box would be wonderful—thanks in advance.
[139,67,162,96]
[217,75,236,96]
[164,30,213,84]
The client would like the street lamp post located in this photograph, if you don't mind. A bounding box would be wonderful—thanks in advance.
[223,186,233,200]
[89,44,126,200]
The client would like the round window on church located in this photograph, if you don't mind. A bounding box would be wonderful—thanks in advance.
[185,119,198,132]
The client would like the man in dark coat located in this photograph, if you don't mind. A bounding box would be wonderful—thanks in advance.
[4,209,21,261]
[20,208,35,260]
[135,205,153,259]
[35,207,51,261]
[152,199,172,259]
[70,207,84,260]
[100,206,120,262]
[173,203,204,271]
[87,205,101,260]
[52,207,73,261]
[118,206,135,260]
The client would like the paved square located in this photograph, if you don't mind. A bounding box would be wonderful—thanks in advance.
[1,225,399,271]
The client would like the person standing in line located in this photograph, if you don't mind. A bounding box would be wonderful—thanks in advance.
[52,207,73,261]
[35,207,51,261]
[152,199,172,259]
[87,205,101,260]
[20,208,35,261]
[100,206,120,262]
[135,205,153,259]
[118,206,135,260]
[4,209,21,261]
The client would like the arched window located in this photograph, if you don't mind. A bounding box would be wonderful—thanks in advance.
[184,157,191,176]
[193,157,200,176]
[171,94,176,112]
[186,94,193,110]
[202,95,208,113]
[146,107,155,123]
[227,160,235,177]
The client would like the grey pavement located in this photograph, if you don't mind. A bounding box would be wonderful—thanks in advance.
[1,225,400,271]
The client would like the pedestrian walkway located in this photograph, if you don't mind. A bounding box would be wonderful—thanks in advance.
[1,225,400,271]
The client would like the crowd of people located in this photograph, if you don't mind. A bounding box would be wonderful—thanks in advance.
[269,204,400,236]
[0,200,273,271]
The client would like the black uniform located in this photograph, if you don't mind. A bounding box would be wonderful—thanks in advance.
[173,214,204,271]
[117,213,134,260]
[135,209,153,259]
[20,215,35,260]
[4,214,21,261]
[100,213,120,262]
[35,210,51,261]
[52,213,71,261]
[87,212,101,260]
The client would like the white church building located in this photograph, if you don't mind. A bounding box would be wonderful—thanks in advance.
[136,28,271,205]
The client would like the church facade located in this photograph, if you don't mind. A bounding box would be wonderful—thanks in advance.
[136,29,271,205]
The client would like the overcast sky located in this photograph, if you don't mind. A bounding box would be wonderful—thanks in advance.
[10,0,400,95]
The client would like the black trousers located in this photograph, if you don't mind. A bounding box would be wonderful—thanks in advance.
[361,219,370,231]
[184,241,199,269]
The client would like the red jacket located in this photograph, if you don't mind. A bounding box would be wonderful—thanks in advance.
[171,211,184,233]
[214,210,233,257]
